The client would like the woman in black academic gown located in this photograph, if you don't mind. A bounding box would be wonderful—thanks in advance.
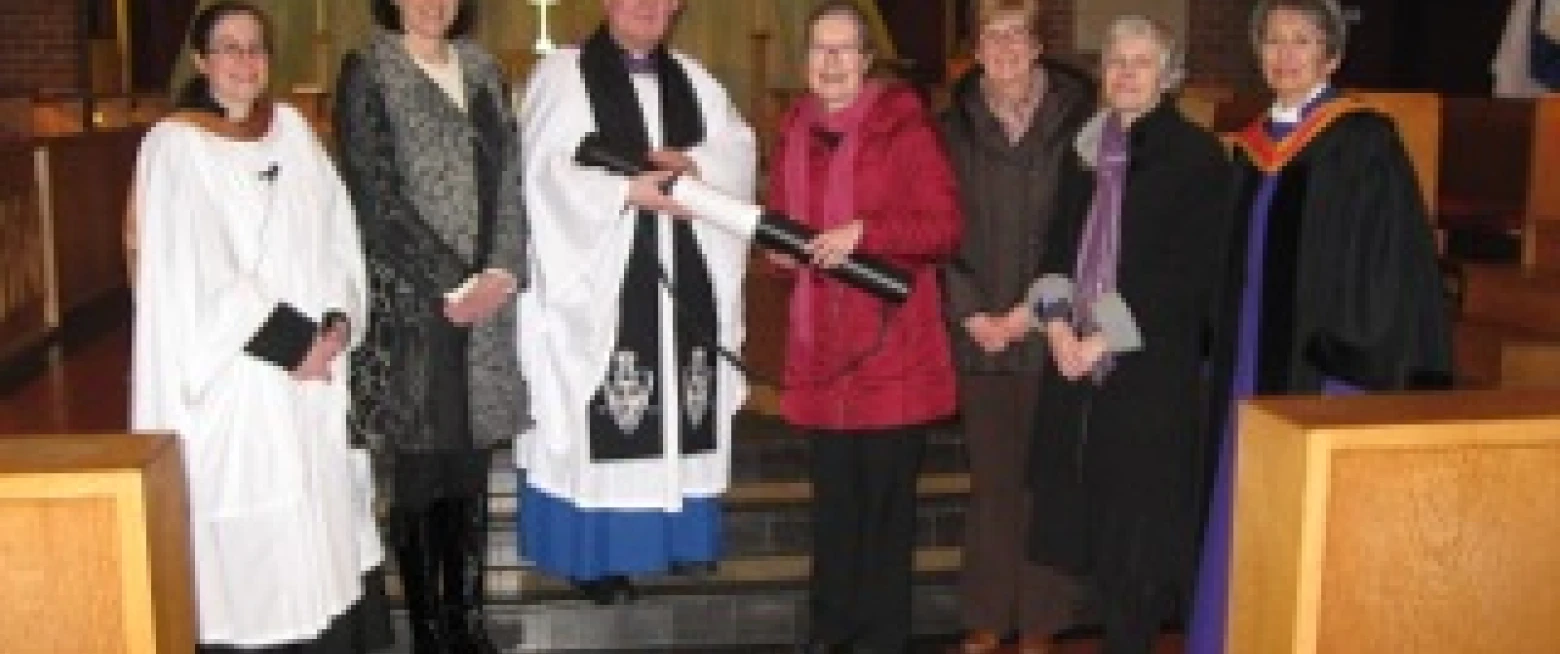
[1026,15,1232,654]
[1185,2,1455,652]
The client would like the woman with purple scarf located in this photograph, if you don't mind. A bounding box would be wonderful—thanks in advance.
[1025,16,1232,654]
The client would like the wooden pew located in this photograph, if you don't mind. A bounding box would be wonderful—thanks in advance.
[1178,85,1235,132]
[130,95,170,125]
[1351,91,1441,218]
[0,98,29,140]
[0,141,49,361]
[1452,261,1560,388]
[1439,96,1560,388]
[1210,90,1267,135]
[1498,341,1560,388]
[31,98,86,136]
[35,129,142,318]
[1230,390,1560,653]
[1523,96,1560,274]
[1438,96,1532,261]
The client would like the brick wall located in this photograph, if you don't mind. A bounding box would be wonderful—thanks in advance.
[1039,0,1077,54]
[1186,0,1263,88]
[1037,0,1259,88]
[0,1,81,95]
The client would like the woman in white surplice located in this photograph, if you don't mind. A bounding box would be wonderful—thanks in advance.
[129,3,390,652]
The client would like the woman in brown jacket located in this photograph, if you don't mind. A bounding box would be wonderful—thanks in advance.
[937,1,1094,652]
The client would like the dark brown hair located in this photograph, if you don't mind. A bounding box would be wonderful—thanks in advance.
[176,1,274,115]
[371,0,477,39]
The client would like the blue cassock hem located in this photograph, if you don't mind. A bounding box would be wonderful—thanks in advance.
[518,482,722,581]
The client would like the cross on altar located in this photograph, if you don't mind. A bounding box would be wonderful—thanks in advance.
[531,0,559,54]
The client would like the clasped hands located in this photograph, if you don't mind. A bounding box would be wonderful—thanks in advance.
[1043,319,1108,381]
[291,320,350,383]
[963,306,1033,355]
[445,269,518,326]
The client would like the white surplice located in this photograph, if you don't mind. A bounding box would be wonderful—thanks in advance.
[131,104,382,646]
[1494,0,1560,96]
[516,47,756,511]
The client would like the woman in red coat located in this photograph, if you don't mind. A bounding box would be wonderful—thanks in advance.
[767,3,962,652]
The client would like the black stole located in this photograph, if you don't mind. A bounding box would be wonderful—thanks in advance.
[579,27,719,461]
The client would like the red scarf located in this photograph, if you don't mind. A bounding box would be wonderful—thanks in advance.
[782,81,886,344]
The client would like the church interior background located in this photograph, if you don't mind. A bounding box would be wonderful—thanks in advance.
[1,0,1558,652]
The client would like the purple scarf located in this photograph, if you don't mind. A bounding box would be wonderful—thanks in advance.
[1073,112,1130,375]
[1075,112,1129,324]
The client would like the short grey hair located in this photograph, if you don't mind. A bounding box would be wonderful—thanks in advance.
[1101,15,1186,90]
[1250,0,1348,58]
[806,0,874,54]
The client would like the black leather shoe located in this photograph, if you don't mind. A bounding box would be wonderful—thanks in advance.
[667,560,718,578]
[796,638,849,654]
[603,575,639,604]
[572,577,614,605]
[572,575,639,605]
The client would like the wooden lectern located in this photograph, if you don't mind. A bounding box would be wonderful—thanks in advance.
[1230,390,1560,654]
[0,433,195,653]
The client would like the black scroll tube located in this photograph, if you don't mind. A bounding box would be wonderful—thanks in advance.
[573,133,913,304]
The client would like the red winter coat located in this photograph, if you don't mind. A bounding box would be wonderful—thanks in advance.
[767,84,962,431]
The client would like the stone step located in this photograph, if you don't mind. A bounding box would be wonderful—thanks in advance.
[376,583,961,652]
[388,546,963,603]
[478,494,966,568]
[499,583,960,651]
[487,417,968,497]
[725,471,970,505]
[487,472,971,518]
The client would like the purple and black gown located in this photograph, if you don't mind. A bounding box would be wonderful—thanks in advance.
[1184,90,1455,653]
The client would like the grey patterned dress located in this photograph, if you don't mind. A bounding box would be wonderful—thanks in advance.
[334,31,527,506]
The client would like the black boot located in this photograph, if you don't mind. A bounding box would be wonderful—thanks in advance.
[392,507,450,654]
[437,495,502,654]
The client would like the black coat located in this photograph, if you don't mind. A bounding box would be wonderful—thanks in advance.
[1027,101,1234,597]
[334,34,528,460]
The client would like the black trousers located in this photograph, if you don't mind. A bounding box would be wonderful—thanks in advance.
[807,426,926,653]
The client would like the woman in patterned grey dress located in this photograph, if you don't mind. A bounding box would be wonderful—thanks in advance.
[333,1,526,652]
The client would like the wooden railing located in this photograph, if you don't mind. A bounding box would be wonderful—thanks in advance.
[0,142,49,361]
[0,127,142,363]
[39,129,142,314]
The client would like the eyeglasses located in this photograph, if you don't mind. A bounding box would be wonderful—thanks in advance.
[979,25,1033,45]
[207,42,269,59]
[1260,35,1327,49]
[807,43,865,58]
